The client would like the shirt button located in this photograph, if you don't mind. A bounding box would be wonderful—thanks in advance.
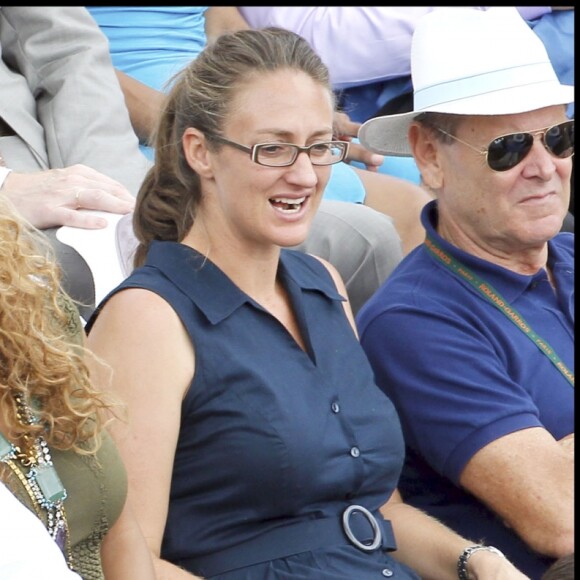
[382,569,393,577]
[350,447,360,458]
[331,402,340,413]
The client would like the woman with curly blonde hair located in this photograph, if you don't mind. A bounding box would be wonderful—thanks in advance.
[0,195,154,579]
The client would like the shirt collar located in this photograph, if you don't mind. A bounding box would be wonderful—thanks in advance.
[144,241,343,324]
[420,200,563,303]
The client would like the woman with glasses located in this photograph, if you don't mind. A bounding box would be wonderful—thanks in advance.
[85,27,528,579]
[88,5,432,275]
[357,8,574,579]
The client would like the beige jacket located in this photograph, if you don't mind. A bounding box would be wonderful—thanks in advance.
[0,6,149,195]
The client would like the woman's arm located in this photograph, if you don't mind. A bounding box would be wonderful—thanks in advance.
[382,490,529,579]
[101,498,156,579]
[87,287,202,579]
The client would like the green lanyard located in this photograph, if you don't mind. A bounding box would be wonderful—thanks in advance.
[424,235,574,388]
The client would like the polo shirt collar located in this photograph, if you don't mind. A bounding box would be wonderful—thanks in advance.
[421,200,560,303]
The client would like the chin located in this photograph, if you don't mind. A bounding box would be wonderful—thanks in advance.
[278,234,308,249]
[522,217,565,244]
[275,221,313,249]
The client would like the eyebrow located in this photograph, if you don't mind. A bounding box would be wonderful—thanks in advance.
[253,128,334,140]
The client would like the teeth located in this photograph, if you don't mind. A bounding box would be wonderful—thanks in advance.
[271,197,306,204]
[276,205,301,214]
[270,196,306,213]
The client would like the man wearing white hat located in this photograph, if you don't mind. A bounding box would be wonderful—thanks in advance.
[356,7,574,579]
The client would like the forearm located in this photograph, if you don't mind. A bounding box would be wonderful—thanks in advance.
[154,557,205,579]
[460,429,574,558]
[115,69,165,145]
[558,432,574,454]
[506,467,574,558]
[100,505,156,580]
[101,541,156,580]
[383,500,522,579]
[356,167,431,255]
[104,539,203,580]
[384,501,470,580]
[204,6,249,45]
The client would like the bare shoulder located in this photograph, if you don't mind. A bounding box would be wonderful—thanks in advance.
[87,286,194,403]
[310,254,345,292]
[88,287,187,352]
[309,254,356,327]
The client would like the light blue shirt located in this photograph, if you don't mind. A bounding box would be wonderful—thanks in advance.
[87,7,208,92]
[87,6,419,198]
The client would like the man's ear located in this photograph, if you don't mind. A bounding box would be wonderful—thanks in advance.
[183,127,215,178]
[408,123,444,190]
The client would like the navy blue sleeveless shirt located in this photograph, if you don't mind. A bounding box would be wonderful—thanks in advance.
[88,241,418,579]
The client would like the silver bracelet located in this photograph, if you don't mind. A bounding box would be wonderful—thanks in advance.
[457,544,505,580]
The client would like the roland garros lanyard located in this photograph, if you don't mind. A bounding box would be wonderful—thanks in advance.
[424,235,574,388]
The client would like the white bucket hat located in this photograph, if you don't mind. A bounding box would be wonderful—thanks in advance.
[358,7,575,157]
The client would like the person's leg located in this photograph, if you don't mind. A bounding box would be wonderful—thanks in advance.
[353,167,431,256]
[293,200,403,315]
[325,162,430,256]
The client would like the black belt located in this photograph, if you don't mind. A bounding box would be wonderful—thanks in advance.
[0,117,15,137]
[178,505,397,577]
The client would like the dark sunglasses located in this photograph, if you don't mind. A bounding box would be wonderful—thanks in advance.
[436,119,574,172]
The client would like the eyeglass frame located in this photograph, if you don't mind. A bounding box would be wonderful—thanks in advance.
[209,134,350,167]
[435,120,574,172]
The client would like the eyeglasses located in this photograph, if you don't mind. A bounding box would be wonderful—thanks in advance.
[210,135,349,167]
[436,119,574,172]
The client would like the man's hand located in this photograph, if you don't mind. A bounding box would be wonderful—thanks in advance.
[2,164,135,229]
[333,111,385,172]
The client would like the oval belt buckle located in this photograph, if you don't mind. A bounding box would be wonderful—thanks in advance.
[342,504,382,552]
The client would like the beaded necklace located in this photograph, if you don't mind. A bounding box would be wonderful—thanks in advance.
[0,393,73,570]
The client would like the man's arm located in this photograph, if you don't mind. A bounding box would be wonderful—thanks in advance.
[460,428,574,558]
[358,299,574,562]
[204,6,249,45]
[115,69,165,146]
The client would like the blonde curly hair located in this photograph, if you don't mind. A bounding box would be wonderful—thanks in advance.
[0,196,115,454]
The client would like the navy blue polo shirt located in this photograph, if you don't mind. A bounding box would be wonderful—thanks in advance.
[357,200,574,579]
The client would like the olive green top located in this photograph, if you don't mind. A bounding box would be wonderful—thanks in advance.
[1,431,127,579]
[0,294,127,579]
